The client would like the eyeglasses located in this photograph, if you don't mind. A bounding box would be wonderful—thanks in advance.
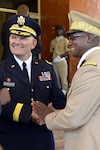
[69,32,88,41]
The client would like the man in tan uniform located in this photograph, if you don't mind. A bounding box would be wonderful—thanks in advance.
[50,25,70,95]
[32,11,100,150]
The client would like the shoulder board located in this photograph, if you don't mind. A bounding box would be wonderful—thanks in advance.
[82,62,97,67]
[45,60,52,65]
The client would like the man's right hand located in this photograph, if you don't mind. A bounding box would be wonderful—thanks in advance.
[0,88,11,105]
[31,101,54,124]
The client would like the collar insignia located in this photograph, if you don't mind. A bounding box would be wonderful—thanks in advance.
[11,65,15,68]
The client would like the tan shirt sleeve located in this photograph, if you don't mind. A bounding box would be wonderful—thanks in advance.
[45,65,100,130]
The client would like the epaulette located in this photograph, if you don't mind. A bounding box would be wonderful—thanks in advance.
[82,62,97,67]
[45,60,52,65]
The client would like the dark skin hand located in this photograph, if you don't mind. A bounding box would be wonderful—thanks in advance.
[0,88,11,105]
[31,101,54,125]
[31,103,45,125]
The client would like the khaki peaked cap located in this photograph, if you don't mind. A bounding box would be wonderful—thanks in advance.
[65,10,100,36]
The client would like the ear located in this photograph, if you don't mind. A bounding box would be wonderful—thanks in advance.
[31,38,37,49]
[87,34,94,43]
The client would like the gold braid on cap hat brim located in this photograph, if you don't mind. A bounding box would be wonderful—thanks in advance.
[70,21,100,36]
[10,30,32,36]
[9,24,37,37]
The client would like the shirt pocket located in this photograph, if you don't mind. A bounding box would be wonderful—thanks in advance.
[38,80,52,90]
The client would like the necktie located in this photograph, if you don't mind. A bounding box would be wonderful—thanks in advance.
[22,62,29,81]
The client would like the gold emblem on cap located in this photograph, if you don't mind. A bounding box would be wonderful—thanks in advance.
[17,16,25,26]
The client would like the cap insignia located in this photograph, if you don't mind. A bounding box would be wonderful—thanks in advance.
[17,16,25,26]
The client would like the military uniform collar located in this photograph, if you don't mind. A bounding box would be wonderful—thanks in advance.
[14,54,32,70]
[77,46,100,69]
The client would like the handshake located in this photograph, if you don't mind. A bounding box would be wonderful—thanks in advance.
[31,101,54,126]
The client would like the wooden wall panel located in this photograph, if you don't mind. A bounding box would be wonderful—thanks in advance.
[40,0,69,61]
[70,0,100,19]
